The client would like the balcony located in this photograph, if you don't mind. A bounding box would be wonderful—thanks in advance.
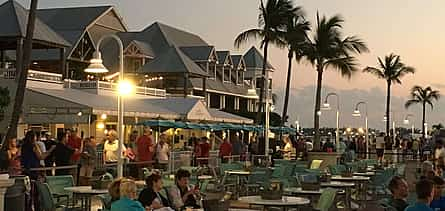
[0,68,63,83]
[65,80,167,97]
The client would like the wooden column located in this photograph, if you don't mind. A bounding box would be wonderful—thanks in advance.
[202,77,207,104]
[16,38,23,76]
[183,73,189,98]
[60,48,66,79]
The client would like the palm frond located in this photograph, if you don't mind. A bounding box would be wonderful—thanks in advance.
[405,99,421,109]
[324,56,359,78]
[363,67,385,79]
[234,29,264,48]
[342,36,369,54]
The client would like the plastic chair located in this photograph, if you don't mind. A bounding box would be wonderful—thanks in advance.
[97,194,111,211]
[310,160,323,169]
[328,165,346,175]
[45,175,74,204]
[314,188,337,211]
[36,181,67,211]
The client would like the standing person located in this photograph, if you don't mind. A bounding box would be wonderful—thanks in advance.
[387,176,409,211]
[104,130,127,164]
[404,179,435,211]
[168,169,201,210]
[188,133,198,149]
[67,129,82,163]
[35,134,47,167]
[196,137,210,166]
[54,133,75,175]
[282,136,293,160]
[376,135,386,164]
[434,140,445,167]
[21,131,55,179]
[412,138,420,159]
[79,137,97,181]
[136,127,154,167]
[322,138,334,153]
[6,137,21,175]
[156,134,170,170]
[231,135,243,157]
[219,138,232,163]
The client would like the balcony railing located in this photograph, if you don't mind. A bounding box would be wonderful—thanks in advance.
[66,80,167,97]
[0,68,63,83]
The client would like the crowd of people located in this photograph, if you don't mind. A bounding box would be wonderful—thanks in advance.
[105,169,200,211]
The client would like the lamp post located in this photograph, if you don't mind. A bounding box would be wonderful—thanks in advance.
[404,114,415,138]
[84,34,130,178]
[322,93,340,152]
[353,101,368,159]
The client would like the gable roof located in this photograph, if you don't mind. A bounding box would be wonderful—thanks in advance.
[179,46,215,62]
[216,51,231,65]
[128,40,155,58]
[0,0,69,47]
[231,55,246,71]
[140,46,208,77]
[37,6,112,31]
[243,46,274,70]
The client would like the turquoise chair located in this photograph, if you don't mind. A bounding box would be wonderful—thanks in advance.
[328,165,346,175]
[45,175,74,204]
[36,182,68,211]
[314,188,337,211]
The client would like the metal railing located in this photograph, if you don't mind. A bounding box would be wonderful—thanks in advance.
[65,80,167,97]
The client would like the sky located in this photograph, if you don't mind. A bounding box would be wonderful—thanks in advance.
[9,0,445,130]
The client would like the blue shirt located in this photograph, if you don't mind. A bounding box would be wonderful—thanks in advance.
[111,197,145,211]
[431,197,445,211]
[405,202,434,211]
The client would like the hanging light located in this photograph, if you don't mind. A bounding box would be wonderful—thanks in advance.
[84,51,109,73]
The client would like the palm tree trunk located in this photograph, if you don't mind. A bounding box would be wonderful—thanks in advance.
[281,50,293,125]
[386,80,391,137]
[5,0,38,140]
[422,101,426,138]
[255,40,269,124]
[314,64,323,151]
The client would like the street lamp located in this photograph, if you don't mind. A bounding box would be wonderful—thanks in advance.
[84,34,131,178]
[404,114,415,138]
[323,93,340,152]
[352,101,368,159]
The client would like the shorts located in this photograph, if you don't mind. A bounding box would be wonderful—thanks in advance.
[79,165,94,177]
[376,149,384,157]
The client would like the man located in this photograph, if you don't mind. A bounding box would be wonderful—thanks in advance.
[387,176,409,211]
[54,133,75,175]
[219,138,232,163]
[322,138,334,152]
[188,133,198,149]
[67,129,82,163]
[103,130,126,163]
[405,179,435,211]
[430,176,445,211]
[375,135,386,164]
[136,127,154,166]
[169,169,200,210]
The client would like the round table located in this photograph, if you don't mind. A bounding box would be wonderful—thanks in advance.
[64,186,108,211]
[238,195,310,211]
[353,172,376,176]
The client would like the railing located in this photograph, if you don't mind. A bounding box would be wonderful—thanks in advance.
[0,68,63,83]
[65,80,167,97]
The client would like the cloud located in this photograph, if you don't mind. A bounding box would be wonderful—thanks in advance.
[274,85,445,130]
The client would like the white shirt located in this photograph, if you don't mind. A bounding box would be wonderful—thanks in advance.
[376,137,385,149]
[435,148,445,160]
[36,141,46,166]
[156,143,170,163]
[104,140,126,162]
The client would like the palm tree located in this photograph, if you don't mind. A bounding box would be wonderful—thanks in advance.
[301,14,368,150]
[364,54,415,136]
[281,11,311,125]
[405,85,440,138]
[5,0,39,140]
[235,0,298,123]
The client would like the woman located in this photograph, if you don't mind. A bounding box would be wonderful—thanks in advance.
[111,178,145,211]
[169,169,200,210]
[156,134,170,170]
[6,137,21,175]
[282,136,293,160]
[21,131,55,179]
[138,173,172,209]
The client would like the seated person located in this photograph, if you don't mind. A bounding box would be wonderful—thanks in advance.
[138,173,172,209]
[111,178,145,211]
[106,179,122,209]
[387,176,409,211]
[168,169,200,210]
[421,161,434,178]
[405,179,435,211]
[430,176,445,211]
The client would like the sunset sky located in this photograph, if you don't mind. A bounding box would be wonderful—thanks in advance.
[10,0,445,129]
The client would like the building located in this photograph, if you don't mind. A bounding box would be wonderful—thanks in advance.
[0,1,275,140]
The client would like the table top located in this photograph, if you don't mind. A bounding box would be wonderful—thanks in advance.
[320,181,355,188]
[64,186,108,194]
[238,196,310,206]
[197,175,213,180]
[353,172,376,176]
[331,175,370,181]
[225,170,251,175]
[284,187,346,195]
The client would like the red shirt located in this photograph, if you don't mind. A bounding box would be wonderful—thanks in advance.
[136,135,153,161]
[219,142,232,157]
[198,142,210,158]
[68,135,82,161]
